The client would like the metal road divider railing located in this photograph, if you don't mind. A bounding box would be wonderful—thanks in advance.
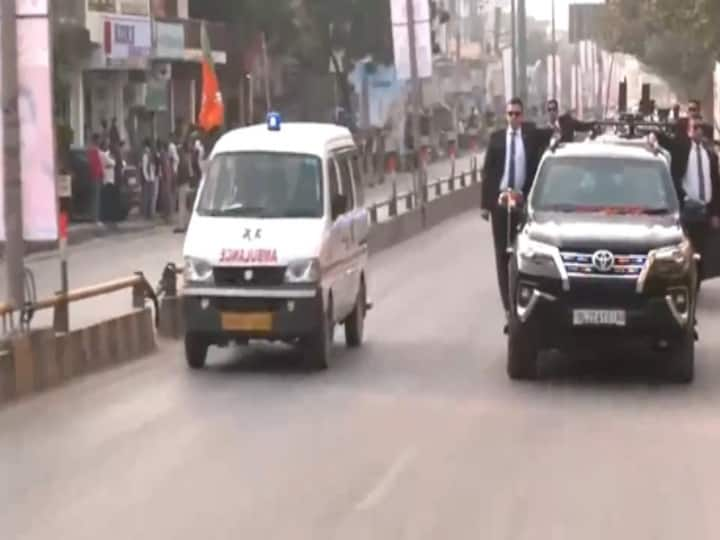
[367,156,480,224]
[0,273,159,336]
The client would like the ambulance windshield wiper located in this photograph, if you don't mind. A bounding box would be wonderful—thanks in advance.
[203,204,268,217]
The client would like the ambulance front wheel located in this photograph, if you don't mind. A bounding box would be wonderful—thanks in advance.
[302,294,334,371]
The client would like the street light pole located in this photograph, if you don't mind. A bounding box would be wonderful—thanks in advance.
[551,0,557,99]
[406,0,424,209]
[2,0,26,309]
[510,0,516,97]
[517,0,527,103]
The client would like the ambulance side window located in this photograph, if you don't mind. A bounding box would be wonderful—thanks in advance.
[328,158,342,219]
[337,154,356,210]
[350,151,364,206]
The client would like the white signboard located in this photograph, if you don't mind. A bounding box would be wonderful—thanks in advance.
[502,47,513,101]
[389,0,432,81]
[0,14,58,241]
[18,17,58,241]
[16,0,48,15]
[390,0,430,24]
[105,16,152,61]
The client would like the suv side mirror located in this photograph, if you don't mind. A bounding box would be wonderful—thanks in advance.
[331,193,347,220]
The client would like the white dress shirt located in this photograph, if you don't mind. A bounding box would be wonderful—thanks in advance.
[500,127,527,192]
[683,142,713,203]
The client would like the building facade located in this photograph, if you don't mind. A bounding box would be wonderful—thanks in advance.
[54,0,228,150]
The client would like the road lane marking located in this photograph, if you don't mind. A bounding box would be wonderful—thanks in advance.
[355,447,417,511]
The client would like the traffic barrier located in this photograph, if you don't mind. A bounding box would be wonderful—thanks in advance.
[0,274,157,404]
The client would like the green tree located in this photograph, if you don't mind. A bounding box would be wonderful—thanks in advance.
[600,0,720,103]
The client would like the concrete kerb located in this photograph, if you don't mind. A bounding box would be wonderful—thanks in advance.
[0,306,156,404]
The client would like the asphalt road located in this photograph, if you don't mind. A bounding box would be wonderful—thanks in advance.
[3,211,720,539]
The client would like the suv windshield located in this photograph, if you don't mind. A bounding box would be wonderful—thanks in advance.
[197,152,324,218]
[531,156,678,214]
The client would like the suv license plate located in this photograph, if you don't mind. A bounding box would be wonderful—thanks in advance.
[573,309,626,327]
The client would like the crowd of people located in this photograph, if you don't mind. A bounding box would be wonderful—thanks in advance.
[85,119,213,233]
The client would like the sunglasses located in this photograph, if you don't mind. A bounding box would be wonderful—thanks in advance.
[507,111,522,117]
[547,107,558,113]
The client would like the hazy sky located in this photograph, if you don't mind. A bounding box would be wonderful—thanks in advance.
[525,0,605,30]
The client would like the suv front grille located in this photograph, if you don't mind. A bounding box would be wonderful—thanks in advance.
[213,266,287,287]
[561,251,648,277]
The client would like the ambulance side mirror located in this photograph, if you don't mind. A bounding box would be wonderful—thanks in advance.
[331,193,347,220]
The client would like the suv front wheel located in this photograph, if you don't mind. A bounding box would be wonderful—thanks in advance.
[507,317,539,380]
[664,329,695,383]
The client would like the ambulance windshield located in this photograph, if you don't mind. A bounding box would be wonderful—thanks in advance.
[197,152,324,218]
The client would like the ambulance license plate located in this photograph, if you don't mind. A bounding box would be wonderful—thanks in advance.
[221,312,273,332]
[572,309,626,327]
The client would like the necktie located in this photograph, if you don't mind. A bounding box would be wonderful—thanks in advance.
[696,142,706,202]
[508,130,517,190]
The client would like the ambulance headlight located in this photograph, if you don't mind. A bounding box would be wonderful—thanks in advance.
[285,258,320,283]
[184,257,214,283]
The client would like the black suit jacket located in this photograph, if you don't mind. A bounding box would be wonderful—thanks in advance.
[656,131,720,216]
[481,122,546,211]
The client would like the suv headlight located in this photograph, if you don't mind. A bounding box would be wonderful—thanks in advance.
[285,258,321,283]
[184,257,213,283]
[516,234,561,277]
[651,240,692,275]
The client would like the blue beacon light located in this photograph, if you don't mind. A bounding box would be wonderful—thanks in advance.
[267,112,282,131]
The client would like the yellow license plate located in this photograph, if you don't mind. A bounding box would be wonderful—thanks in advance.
[221,312,273,332]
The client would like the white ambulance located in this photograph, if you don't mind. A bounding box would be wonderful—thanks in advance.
[181,115,371,370]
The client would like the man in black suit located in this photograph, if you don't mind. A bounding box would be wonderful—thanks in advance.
[656,115,720,277]
[545,99,595,143]
[675,99,702,138]
[482,97,550,319]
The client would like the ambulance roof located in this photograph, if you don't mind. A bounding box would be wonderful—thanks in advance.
[211,122,356,158]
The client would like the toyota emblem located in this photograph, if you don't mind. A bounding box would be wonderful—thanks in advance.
[243,269,254,281]
[592,250,615,272]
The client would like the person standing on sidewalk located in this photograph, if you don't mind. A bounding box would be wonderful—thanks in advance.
[174,141,195,233]
[157,140,175,223]
[141,139,158,220]
[87,134,105,225]
[99,141,117,227]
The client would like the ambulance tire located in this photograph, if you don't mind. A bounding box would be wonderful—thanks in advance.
[303,295,334,371]
[345,280,366,348]
[185,334,208,370]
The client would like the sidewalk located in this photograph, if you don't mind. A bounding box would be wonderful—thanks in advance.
[0,217,159,260]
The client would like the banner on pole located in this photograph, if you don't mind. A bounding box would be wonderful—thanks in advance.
[714,62,720,141]
[389,0,433,81]
[0,9,58,241]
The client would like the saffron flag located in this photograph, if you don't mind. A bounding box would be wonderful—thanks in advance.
[198,21,224,132]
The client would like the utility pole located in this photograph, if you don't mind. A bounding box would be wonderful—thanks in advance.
[552,0,557,99]
[406,0,424,209]
[2,0,25,309]
[261,31,272,113]
[516,0,527,104]
[510,0,516,97]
